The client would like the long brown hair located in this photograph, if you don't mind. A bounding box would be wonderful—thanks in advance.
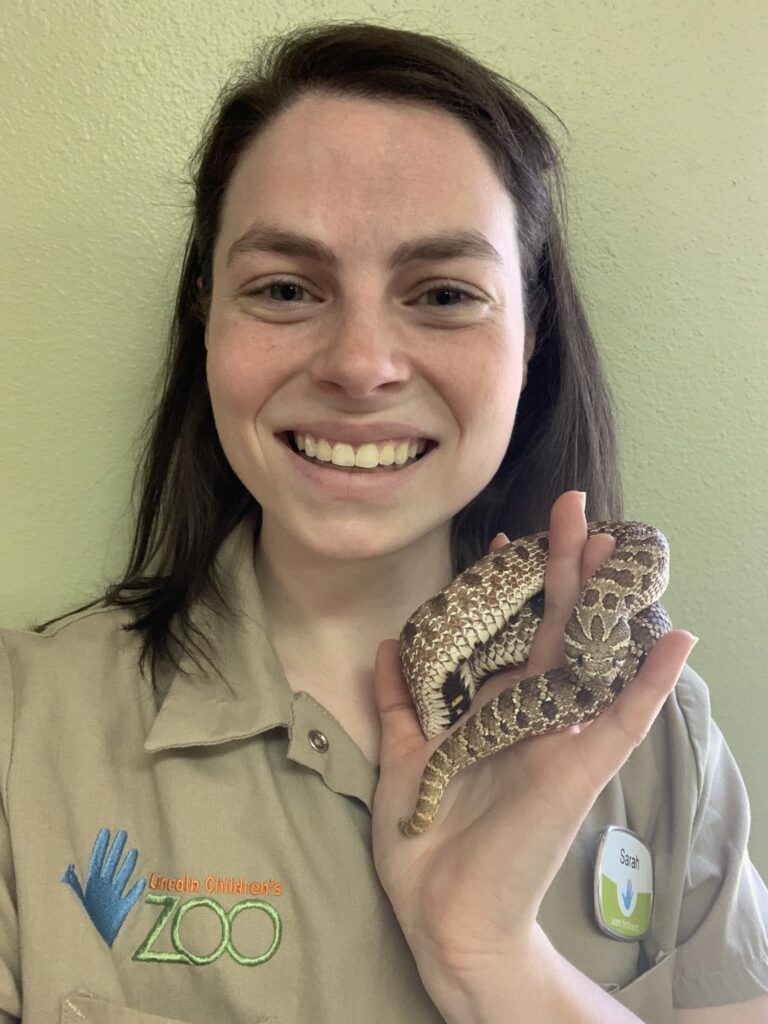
[33,21,623,689]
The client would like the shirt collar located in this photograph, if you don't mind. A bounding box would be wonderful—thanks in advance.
[144,511,293,752]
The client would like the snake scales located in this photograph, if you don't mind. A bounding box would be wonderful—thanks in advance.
[397,520,672,836]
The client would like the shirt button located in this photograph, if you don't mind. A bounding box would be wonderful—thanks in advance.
[308,729,329,753]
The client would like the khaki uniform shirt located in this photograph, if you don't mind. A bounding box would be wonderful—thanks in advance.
[1,515,767,1024]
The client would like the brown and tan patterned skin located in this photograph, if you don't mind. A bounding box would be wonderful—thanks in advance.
[397,521,672,836]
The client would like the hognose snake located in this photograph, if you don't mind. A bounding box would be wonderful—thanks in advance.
[397,520,672,836]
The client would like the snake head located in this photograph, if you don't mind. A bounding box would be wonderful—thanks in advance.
[565,613,631,683]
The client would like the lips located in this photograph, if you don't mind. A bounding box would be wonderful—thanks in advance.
[277,427,433,493]
[277,432,437,454]
[277,420,437,446]
[279,432,432,459]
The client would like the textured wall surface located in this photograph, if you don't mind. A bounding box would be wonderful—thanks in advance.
[2,0,766,875]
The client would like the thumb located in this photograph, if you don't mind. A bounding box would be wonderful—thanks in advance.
[373,639,425,764]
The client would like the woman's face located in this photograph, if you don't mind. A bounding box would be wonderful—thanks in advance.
[205,92,532,563]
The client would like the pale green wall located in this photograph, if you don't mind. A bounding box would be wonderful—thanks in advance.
[2,2,766,873]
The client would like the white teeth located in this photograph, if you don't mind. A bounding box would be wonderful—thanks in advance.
[293,432,428,469]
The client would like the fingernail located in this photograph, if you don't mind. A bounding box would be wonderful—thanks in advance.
[494,532,510,544]
[683,633,699,658]
[578,491,586,511]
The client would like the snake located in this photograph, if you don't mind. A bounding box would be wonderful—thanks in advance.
[397,520,672,836]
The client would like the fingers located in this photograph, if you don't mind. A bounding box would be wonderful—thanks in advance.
[125,876,148,906]
[87,827,110,880]
[541,491,588,625]
[489,492,618,676]
[103,829,128,880]
[114,845,140,894]
[374,639,425,763]
[580,533,616,590]
[484,497,698,795]
[532,491,605,670]
[577,629,698,778]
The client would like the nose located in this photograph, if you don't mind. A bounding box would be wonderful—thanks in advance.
[308,302,411,398]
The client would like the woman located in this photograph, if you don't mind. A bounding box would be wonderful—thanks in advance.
[1,21,766,1024]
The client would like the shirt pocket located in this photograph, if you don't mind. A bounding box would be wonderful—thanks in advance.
[607,949,677,1023]
[61,992,191,1024]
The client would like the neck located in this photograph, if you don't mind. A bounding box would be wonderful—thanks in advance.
[253,516,454,658]
[252,516,454,761]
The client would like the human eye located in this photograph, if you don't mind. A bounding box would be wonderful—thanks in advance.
[241,277,486,311]
[414,281,486,310]
[242,277,315,305]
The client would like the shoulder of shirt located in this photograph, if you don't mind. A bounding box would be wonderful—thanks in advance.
[0,599,141,661]
[667,662,713,787]
[622,661,713,806]
[0,603,148,798]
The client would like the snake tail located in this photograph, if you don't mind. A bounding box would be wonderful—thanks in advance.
[398,667,616,836]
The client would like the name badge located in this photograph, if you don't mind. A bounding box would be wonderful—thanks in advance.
[594,826,654,941]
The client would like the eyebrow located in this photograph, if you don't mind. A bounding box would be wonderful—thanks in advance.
[225,222,504,271]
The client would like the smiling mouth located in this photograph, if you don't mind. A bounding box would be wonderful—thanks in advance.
[278,432,436,472]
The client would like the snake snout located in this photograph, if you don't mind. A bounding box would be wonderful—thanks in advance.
[572,646,626,683]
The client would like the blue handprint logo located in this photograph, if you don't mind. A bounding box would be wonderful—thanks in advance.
[62,828,146,946]
[621,877,633,913]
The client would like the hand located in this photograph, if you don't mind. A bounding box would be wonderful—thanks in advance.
[371,490,697,988]
[61,827,146,946]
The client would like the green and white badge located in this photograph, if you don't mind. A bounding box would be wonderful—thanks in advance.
[594,826,654,940]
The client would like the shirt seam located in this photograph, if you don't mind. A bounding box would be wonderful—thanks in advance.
[0,636,16,811]
[676,950,768,981]
[669,678,710,853]
[669,680,706,798]
[0,633,22,962]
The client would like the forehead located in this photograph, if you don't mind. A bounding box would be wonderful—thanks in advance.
[216,93,518,268]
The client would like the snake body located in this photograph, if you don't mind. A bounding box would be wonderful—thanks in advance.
[397,520,672,836]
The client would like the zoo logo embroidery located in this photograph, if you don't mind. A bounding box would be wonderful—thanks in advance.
[61,827,146,946]
[133,892,282,966]
[61,827,283,966]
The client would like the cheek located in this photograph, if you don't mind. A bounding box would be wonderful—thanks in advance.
[206,337,280,421]
[448,343,524,432]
